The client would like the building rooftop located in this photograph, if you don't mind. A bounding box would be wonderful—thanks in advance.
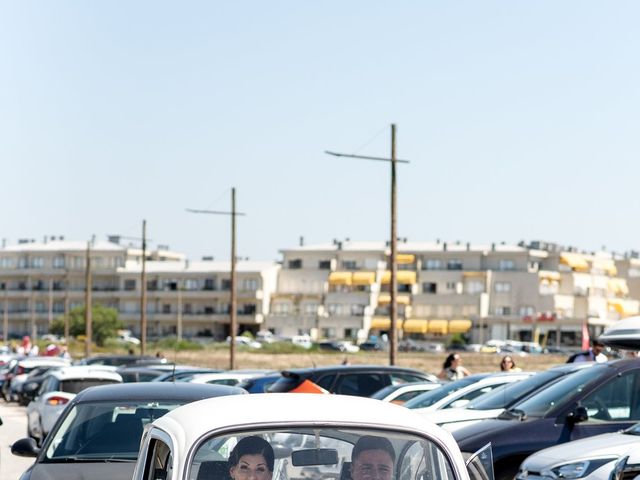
[120,260,280,274]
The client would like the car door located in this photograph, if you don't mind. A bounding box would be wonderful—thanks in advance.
[562,367,640,441]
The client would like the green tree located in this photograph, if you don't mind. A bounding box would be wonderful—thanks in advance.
[51,305,123,346]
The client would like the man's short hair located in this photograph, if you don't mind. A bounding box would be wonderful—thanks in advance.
[352,436,396,463]
[592,339,605,347]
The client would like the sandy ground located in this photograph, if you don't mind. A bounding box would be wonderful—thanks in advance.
[158,349,569,374]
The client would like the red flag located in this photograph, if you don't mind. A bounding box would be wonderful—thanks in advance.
[581,321,590,350]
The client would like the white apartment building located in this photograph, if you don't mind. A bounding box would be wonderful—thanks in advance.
[0,238,279,341]
[266,239,640,346]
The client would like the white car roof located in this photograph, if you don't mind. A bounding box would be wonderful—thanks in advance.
[50,365,123,381]
[152,393,463,460]
[17,356,71,367]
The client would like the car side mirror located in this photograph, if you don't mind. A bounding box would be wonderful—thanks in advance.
[567,406,589,425]
[11,437,40,457]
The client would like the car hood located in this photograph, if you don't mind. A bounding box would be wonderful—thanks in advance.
[521,432,640,471]
[421,407,504,425]
[29,461,136,480]
[453,417,520,451]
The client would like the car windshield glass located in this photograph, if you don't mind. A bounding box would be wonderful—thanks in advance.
[189,427,456,480]
[467,370,564,410]
[370,385,397,400]
[511,365,606,417]
[60,379,120,394]
[404,377,478,409]
[44,401,182,461]
[625,423,640,435]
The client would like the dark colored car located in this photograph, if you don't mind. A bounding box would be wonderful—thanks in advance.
[358,340,387,351]
[268,365,436,396]
[236,373,282,393]
[12,382,246,480]
[454,359,640,480]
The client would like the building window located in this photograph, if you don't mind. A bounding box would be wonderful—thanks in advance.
[204,306,214,314]
[288,259,302,269]
[422,282,437,294]
[446,259,463,270]
[494,282,511,293]
[466,281,484,294]
[184,279,198,291]
[147,280,158,291]
[518,306,535,316]
[35,301,46,313]
[18,257,28,269]
[327,303,344,315]
[220,279,231,291]
[0,257,14,268]
[242,279,258,291]
[318,260,331,270]
[124,279,136,291]
[273,303,291,315]
[445,282,459,291]
[204,278,216,290]
[162,304,171,314]
[350,304,365,316]
[341,260,357,270]
[53,256,65,268]
[30,257,44,268]
[184,304,192,314]
[241,304,256,314]
[499,259,515,271]
[303,303,318,315]
[495,306,511,316]
[423,259,442,270]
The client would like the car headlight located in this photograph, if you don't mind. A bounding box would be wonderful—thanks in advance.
[541,459,618,480]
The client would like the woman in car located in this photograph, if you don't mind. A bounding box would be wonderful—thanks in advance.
[229,436,274,480]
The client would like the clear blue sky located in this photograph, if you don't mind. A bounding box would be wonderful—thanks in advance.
[2,1,640,261]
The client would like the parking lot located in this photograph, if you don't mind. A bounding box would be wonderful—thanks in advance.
[0,401,34,480]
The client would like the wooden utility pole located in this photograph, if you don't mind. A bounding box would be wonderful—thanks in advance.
[140,219,147,355]
[64,269,70,345]
[326,124,409,365]
[177,279,183,341]
[2,282,8,345]
[230,188,238,370]
[84,241,92,358]
[389,124,398,365]
[186,188,246,370]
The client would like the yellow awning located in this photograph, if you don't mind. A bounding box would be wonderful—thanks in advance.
[608,299,637,316]
[396,254,415,265]
[560,253,590,272]
[608,278,630,296]
[352,271,376,286]
[370,317,402,330]
[328,271,352,286]
[381,270,417,284]
[538,270,561,282]
[448,319,472,334]
[377,293,411,305]
[403,319,428,334]
[427,319,448,335]
[593,259,617,276]
[463,271,485,277]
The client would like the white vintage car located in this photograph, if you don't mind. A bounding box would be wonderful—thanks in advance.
[130,393,492,480]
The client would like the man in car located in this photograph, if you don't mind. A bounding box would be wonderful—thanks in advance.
[351,436,395,480]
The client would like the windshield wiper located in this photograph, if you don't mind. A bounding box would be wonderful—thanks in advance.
[498,408,527,421]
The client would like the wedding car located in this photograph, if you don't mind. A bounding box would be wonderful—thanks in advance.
[130,393,493,480]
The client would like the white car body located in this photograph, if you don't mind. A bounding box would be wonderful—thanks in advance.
[226,336,262,348]
[26,366,122,443]
[336,340,360,352]
[517,429,640,480]
[410,372,533,414]
[130,393,483,480]
[8,356,71,399]
[422,406,505,432]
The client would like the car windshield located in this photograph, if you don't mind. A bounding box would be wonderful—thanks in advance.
[188,427,456,480]
[404,377,480,409]
[625,423,640,435]
[509,364,607,418]
[44,401,182,461]
[466,369,565,410]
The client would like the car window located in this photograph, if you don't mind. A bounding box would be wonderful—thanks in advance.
[394,390,425,403]
[335,373,387,396]
[581,369,640,421]
[514,365,608,417]
[189,428,455,480]
[316,374,336,391]
[45,401,180,461]
[405,377,478,409]
[442,385,502,409]
[144,438,173,480]
[391,373,429,384]
[60,379,120,394]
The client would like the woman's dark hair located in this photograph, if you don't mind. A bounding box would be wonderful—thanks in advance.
[229,436,275,472]
[500,355,515,371]
[442,353,459,369]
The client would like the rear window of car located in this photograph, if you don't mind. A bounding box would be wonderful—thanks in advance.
[334,373,387,396]
[60,379,120,394]
[268,374,303,392]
